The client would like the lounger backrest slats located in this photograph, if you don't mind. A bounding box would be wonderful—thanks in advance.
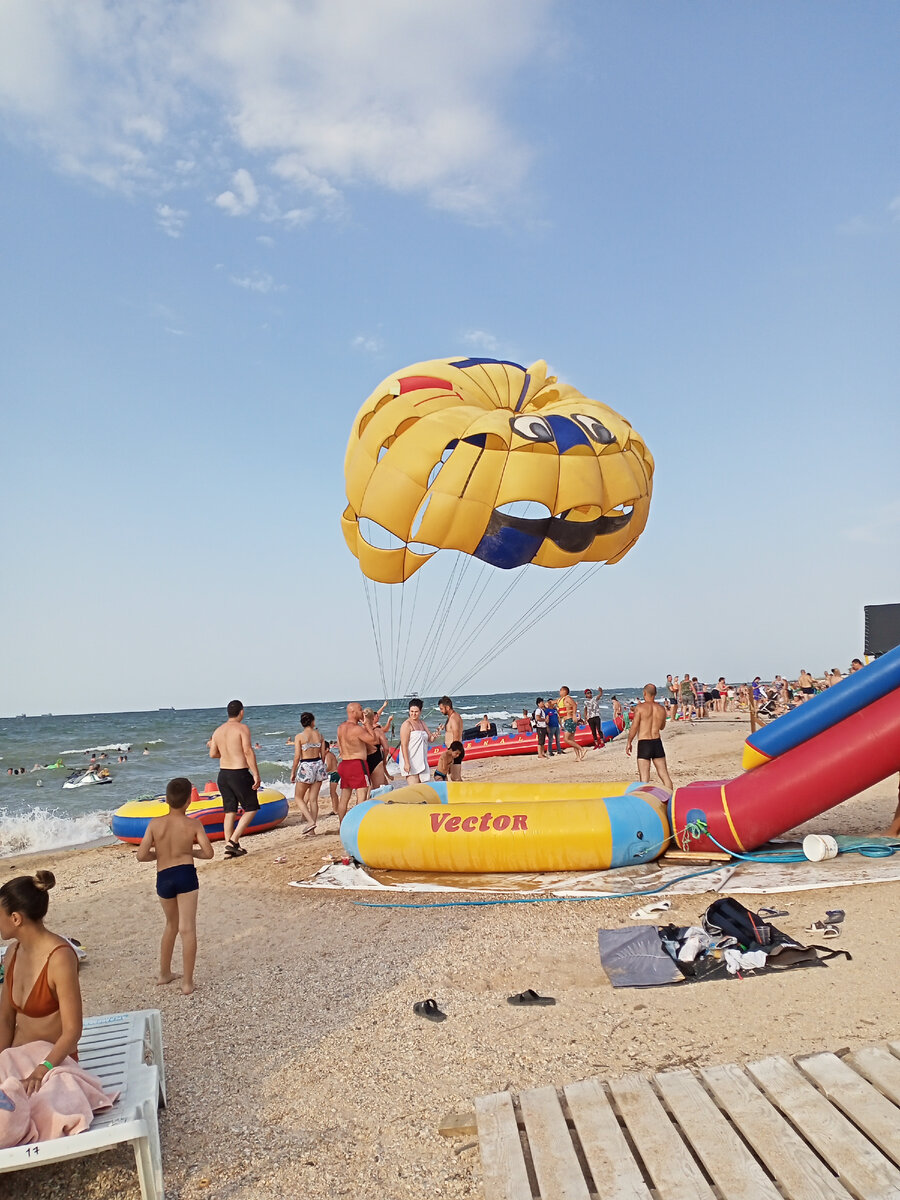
[0,1008,165,1200]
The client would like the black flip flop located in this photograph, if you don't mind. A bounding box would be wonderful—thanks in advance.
[507,988,556,1007]
[413,998,447,1022]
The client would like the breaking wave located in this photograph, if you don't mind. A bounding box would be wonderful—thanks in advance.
[59,743,133,755]
[0,806,113,858]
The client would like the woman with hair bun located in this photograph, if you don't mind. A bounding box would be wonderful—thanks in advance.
[0,870,117,1145]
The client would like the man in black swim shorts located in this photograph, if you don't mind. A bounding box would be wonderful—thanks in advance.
[208,700,261,857]
[626,684,673,790]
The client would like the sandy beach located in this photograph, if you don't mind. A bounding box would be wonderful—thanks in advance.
[5,714,899,1200]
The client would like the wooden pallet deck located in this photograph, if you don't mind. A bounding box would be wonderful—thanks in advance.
[471,1042,900,1200]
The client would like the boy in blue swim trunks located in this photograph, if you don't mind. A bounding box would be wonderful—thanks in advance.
[434,741,465,782]
[137,777,214,995]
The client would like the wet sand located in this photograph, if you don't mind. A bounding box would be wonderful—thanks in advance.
[5,714,899,1200]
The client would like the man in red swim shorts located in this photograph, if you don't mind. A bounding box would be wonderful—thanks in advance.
[335,702,377,822]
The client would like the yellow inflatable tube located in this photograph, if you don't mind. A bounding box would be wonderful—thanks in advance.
[379,780,637,805]
[341,785,670,873]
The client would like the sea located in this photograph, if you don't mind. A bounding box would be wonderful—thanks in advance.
[0,688,646,858]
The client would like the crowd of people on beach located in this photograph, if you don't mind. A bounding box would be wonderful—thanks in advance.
[662,660,868,722]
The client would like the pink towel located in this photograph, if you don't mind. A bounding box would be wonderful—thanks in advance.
[0,1041,119,1148]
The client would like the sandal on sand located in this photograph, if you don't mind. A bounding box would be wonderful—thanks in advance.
[224,841,247,858]
[629,900,671,920]
[301,824,317,836]
[507,988,556,1007]
[805,920,841,938]
[413,998,447,1023]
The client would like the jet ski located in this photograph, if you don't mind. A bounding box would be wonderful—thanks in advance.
[63,768,112,789]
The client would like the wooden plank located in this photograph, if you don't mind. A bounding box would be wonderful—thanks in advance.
[438,1109,478,1137]
[474,1092,533,1200]
[519,1085,590,1200]
[655,1069,781,1200]
[849,1046,900,1109]
[748,1055,900,1200]
[661,850,734,863]
[607,1073,714,1200]
[564,1078,652,1200]
[702,1062,852,1200]
[798,1053,900,1167]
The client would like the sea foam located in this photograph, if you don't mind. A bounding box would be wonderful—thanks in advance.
[59,743,133,755]
[0,806,112,858]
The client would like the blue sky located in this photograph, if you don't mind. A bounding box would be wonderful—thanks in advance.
[1,0,898,714]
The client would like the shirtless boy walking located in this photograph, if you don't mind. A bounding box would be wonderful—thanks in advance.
[336,702,377,821]
[626,684,674,789]
[136,776,214,995]
[208,700,261,858]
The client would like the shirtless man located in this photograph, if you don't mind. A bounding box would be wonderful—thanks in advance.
[558,686,586,762]
[208,700,261,858]
[335,702,376,821]
[626,684,674,789]
[797,668,816,701]
[437,696,464,780]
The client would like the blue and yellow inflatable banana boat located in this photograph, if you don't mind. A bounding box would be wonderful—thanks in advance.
[341,780,670,872]
[111,781,289,844]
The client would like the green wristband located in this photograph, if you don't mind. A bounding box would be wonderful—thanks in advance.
[41,1060,53,1073]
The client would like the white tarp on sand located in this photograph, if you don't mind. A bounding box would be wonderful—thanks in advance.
[290,846,900,897]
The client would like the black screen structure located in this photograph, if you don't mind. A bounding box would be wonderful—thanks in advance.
[864,604,900,657]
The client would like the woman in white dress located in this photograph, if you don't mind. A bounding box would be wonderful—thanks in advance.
[399,700,433,784]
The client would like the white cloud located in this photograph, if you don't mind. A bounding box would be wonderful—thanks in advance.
[215,167,258,216]
[836,214,875,237]
[890,196,900,222]
[229,270,283,294]
[846,500,900,545]
[352,334,383,353]
[462,329,501,354]
[155,203,188,237]
[0,0,549,222]
[256,234,274,247]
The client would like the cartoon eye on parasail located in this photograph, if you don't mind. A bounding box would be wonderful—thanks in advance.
[342,357,654,585]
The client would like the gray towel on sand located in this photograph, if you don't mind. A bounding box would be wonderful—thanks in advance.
[597,926,683,988]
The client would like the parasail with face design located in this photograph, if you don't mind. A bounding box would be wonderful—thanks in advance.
[343,356,654,584]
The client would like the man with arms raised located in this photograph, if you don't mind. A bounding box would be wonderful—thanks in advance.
[626,684,674,790]
[336,702,377,822]
[208,700,261,858]
[437,696,464,779]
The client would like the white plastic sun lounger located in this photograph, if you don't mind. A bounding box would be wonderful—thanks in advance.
[0,1008,166,1200]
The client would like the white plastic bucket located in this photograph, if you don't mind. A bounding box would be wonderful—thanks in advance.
[803,833,838,862]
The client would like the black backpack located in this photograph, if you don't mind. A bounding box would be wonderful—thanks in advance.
[701,897,802,953]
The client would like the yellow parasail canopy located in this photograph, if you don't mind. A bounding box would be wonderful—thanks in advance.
[343,356,654,584]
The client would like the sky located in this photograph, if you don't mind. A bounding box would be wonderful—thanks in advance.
[1,0,898,715]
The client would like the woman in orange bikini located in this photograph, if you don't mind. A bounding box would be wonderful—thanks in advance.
[0,871,84,1098]
[0,871,117,1144]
